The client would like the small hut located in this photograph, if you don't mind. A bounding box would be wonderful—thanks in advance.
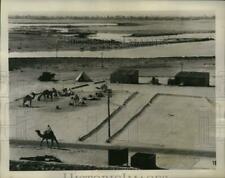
[38,72,56,81]
[110,68,139,84]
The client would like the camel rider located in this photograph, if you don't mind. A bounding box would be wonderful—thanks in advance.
[45,125,52,134]
[69,97,75,106]
[79,97,86,105]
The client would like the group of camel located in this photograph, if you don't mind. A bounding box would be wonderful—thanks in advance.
[22,84,110,107]
[22,88,67,107]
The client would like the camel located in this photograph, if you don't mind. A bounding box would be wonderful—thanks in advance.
[37,90,51,101]
[23,92,36,107]
[37,88,58,101]
[35,130,59,148]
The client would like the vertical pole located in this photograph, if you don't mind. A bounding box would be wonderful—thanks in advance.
[101,52,104,68]
[181,62,183,72]
[107,90,111,138]
[56,37,58,58]
[25,120,27,140]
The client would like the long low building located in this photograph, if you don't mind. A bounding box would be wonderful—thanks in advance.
[174,71,210,86]
[110,68,139,84]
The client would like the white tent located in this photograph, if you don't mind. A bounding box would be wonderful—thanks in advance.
[75,72,93,82]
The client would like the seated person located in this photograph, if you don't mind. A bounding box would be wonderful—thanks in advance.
[69,97,75,106]
[78,97,86,105]
[151,76,160,85]
[68,88,74,96]
[45,125,52,134]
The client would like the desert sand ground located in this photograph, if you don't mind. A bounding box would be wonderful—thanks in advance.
[9,57,215,169]
[10,144,215,169]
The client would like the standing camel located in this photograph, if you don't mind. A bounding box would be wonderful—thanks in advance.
[37,88,58,101]
[23,92,36,107]
[35,130,59,148]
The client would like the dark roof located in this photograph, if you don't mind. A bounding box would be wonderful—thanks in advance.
[175,71,209,78]
[112,68,138,75]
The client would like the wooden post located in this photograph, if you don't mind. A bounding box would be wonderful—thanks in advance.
[107,89,111,138]
[180,62,183,72]
[101,52,104,68]
[56,38,58,58]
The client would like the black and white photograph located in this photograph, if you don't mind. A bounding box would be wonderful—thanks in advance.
[1,0,224,175]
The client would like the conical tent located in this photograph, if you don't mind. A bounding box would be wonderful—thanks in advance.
[75,72,93,82]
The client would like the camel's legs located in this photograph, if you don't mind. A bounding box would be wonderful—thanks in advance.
[40,94,43,101]
[46,139,49,147]
[49,139,54,148]
[54,137,59,147]
[38,95,41,101]
[40,138,45,146]
[50,138,58,148]
[51,136,59,148]
[40,138,49,147]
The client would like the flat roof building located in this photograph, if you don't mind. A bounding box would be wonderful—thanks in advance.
[174,71,209,86]
[110,68,139,84]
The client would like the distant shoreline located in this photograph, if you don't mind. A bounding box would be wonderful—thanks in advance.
[9,15,215,21]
